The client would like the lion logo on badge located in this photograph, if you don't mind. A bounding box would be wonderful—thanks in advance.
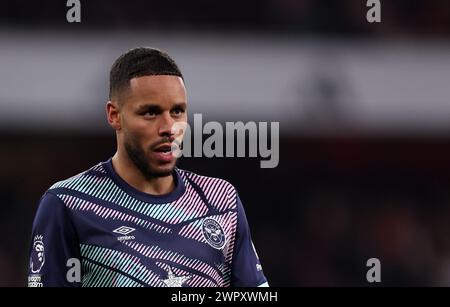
[30,235,45,274]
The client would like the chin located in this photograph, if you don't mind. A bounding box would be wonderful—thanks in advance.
[149,162,177,177]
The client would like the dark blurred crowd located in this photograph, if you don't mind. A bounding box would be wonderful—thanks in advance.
[1,0,449,36]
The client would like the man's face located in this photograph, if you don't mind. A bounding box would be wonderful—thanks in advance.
[115,75,187,179]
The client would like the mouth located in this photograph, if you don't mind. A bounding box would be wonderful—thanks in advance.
[152,143,175,162]
[153,144,172,153]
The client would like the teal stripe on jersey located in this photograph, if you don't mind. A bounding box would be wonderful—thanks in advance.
[82,260,143,287]
[80,244,163,287]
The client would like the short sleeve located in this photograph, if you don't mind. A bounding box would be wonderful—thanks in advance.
[28,192,81,287]
[231,195,268,287]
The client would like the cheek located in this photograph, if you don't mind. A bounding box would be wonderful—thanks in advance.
[123,114,147,134]
[126,120,159,146]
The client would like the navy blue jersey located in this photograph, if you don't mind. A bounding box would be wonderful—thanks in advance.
[28,159,268,287]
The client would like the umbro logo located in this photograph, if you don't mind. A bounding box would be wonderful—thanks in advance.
[113,226,136,235]
[113,226,136,242]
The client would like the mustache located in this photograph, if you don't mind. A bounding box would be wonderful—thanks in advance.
[150,136,181,150]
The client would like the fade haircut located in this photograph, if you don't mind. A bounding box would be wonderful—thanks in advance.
[109,47,183,103]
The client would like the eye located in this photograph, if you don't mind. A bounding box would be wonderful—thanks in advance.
[141,107,159,118]
[171,107,185,116]
[144,110,157,117]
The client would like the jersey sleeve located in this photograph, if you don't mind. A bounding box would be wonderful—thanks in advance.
[28,191,81,287]
[230,194,269,287]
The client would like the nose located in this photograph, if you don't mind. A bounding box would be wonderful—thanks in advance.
[158,112,175,138]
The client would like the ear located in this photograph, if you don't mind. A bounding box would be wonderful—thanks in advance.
[106,101,121,131]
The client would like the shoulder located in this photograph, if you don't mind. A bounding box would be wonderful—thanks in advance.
[36,161,108,217]
[40,161,109,207]
[177,168,237,196]
[47,161,107,192]
[177,168,239,211]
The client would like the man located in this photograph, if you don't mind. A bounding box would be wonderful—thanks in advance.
[28,47,268,287]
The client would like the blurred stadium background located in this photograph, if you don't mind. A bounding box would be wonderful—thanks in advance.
[1,0,450,286]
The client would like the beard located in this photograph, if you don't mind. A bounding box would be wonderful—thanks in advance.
[124,136,176,180]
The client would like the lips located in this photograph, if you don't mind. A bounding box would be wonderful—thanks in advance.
[153,144,172,153]
[152,143,174,163]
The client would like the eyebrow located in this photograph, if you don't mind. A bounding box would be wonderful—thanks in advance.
[135,102,187,112]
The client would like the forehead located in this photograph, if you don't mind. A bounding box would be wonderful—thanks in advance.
[127,75,186,103]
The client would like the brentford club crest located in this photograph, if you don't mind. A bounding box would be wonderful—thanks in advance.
[201,218,226,250]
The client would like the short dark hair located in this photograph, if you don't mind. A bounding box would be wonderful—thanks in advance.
[109,47,183,101]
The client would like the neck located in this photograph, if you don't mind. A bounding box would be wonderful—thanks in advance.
[111,151,175,196]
